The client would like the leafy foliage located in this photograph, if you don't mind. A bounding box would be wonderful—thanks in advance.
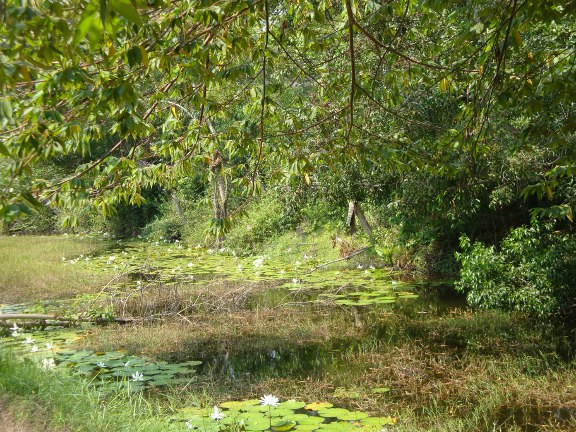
[0,0,574,230]
[456,223,576,319]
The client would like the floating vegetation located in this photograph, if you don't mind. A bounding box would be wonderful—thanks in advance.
[170,398,398,431]
[0,325,201,392]
[70,241,422,309]
[56,349,200,392]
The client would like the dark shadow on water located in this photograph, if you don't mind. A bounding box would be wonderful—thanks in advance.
[163,337,359,383]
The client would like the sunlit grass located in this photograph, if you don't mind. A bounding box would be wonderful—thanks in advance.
[0,235,111,303]
[0,350,172,432]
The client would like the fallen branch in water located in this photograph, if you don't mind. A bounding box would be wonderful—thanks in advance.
[0,314,137,325]
[307,246,370,273]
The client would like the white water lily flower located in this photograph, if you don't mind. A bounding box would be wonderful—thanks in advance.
[292,278,299,284]
[259,394,279,407]
[131,371,144,381]
[23,337,34,344]
[31,345,39,352]
[11,331,20,337]
[45,342,54,350]
[187,262,194,268]
[295,261,301,267]
[357,264,364,269]
[279,269,285,275]
[41,358,55,370]
[210,406,225,420]
[97,362,106,368]
[253,257,264,267]
[10,323,20,331]
[185,421,193,430]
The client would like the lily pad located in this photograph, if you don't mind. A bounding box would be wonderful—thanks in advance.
[296,416,325,426]
[278,400,306,410]
[270,408,295,418]
[316,421,356,431]
[333,411,368,421]
[293,425,321,432]
[316,408,353,418]
[272,420,297,431]
[304,402,333,411]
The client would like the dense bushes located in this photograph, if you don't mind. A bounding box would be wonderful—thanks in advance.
[456,223,576,321]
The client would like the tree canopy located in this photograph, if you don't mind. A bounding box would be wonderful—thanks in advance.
[1,0,575,229]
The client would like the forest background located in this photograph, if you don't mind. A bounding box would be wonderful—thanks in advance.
[1,0,575,322]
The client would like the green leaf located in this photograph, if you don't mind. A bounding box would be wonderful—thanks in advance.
[127,46,143,67]
[99,0,107,26]
[74,11,99,45]
[110,0,142,28]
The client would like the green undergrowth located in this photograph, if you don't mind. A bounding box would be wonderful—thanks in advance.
[0,350,170,432]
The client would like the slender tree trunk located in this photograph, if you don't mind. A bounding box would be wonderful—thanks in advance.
[172,193,186,226]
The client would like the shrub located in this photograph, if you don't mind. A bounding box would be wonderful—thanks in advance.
[455,223,576,321]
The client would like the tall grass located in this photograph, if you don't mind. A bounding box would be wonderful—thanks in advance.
[0,350,171,432]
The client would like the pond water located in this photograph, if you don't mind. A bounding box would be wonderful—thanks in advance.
[2,239,573,431]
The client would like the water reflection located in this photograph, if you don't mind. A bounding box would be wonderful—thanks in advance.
[197,340,351,381]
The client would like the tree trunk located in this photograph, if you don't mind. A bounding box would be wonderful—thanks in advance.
[347,201,372,236]
[172,193,186,226]
[347,201,357,234]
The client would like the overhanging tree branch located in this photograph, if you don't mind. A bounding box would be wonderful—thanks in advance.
[345,0,356,145]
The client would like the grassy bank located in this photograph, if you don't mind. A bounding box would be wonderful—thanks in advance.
[0,235,111,303]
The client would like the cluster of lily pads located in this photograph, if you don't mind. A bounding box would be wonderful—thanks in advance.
[0,324,201,392]
[170,398,398,432]
[55,349,200,392]
[319,290,418,307]
[68,241,419,309]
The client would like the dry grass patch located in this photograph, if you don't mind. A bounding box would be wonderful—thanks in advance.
[79,306,361,358]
